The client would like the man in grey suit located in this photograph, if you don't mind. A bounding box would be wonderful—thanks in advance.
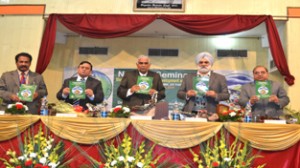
[117,55,165,108]
[0,52,48,114]
[177,52,229,121]
[238,65,289,118]
[57,61,104,110]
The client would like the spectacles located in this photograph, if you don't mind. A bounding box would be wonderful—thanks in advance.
[138,62,149,65]
[199,61,209,64]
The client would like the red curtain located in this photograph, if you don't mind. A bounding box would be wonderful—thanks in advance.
[36,14,294,85]
[36,14,156,74]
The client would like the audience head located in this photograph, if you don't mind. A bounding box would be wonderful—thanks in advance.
[77,61,93,77]
[253,65,269,81]
[136,55,151,74]
[15,52,32,72]
[195,52,214,74]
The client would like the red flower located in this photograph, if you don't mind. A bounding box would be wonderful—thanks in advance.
[99,163,105,168]
[150,163,156,168]
[25,159,33,166]
[16,166,22,168]
[212,161,219,167]
[34,164,44,168]
[15,103,23,110]
[74,105,83,112]
[241,161,246,166]
[113,107,121,113]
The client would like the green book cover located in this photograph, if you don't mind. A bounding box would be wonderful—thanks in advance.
[136,76,153,94]
[18,84,37,102]
[69,81,86,99]
[193,76,209,96]
[255,81,272,99]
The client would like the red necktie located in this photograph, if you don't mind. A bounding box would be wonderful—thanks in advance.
[20,72,26,84]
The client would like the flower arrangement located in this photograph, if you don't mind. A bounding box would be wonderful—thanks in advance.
[0,126,66,168]
[5,102,28,114]
[89,133,164,168]
[50,101,89,117]
[217,103,245,122]
[109,105,131,118]
[284,106,300,124]
[186,130,265,168]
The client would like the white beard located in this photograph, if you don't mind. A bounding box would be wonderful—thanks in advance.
[198,65,211,74]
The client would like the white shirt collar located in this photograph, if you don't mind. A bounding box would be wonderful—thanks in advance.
[139,72,148,76]
[197,70,211,77]
[77,76,87,81]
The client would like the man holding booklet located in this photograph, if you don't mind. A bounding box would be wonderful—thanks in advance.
[238,65,289,118]
[177,52,229,121]
[56,61,104,110]
[0,52,48,114]
[117,55,165,108]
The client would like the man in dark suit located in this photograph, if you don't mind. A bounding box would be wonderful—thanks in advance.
[56,61,104,110]
[177,52,229,121]
[238,65,289,118]
[117,55,165,108]
[0,52,48,114]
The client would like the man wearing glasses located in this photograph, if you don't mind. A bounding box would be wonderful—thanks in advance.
[177,52,229,121]
[117,55,165,108]
[238,65,289,118]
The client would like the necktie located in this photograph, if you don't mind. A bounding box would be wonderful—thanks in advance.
[20,72,26,84]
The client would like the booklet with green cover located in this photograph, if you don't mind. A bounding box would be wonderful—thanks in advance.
[69,81,86,99]
[193,76,209,96]
[255,81,272,99]
[18,84,37,102]
[137,76,153,94]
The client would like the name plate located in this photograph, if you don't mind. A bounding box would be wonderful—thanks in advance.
[185,117,208,122]
[56,113,78,117]
[130,116,152,120]
[264,120,286,124]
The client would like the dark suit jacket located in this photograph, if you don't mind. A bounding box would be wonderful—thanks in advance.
[56,76,104,109]
[0,70,48,114]
[238,80,289,117]
[177,71,229,113]
[117,70,165,108]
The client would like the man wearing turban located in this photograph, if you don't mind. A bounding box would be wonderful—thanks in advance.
[177,52,230,121]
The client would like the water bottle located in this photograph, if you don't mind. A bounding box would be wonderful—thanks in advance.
[40,96,48,116]
[100,105,108,118]
[172,101,180,120]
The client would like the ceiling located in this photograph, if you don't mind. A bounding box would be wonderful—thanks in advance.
[57,19,286,38]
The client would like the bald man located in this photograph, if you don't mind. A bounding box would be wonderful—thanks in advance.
[177,52,229,120]
[238,65,289,118]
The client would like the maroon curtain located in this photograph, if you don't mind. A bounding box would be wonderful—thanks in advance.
[36,14,156,74]
[36,14,294,85]
[160,15,294,85]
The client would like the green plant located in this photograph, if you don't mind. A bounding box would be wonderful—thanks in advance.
[0,126,67,168]
[284,106,300,124]
[186,130,265,168]
[89,133,164,168]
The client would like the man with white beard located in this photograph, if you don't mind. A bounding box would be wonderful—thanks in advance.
[177,52,229,121]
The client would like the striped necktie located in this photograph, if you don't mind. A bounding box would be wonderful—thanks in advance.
[20,72,26,84]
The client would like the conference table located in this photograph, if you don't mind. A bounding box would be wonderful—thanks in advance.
[0,115,299,168]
